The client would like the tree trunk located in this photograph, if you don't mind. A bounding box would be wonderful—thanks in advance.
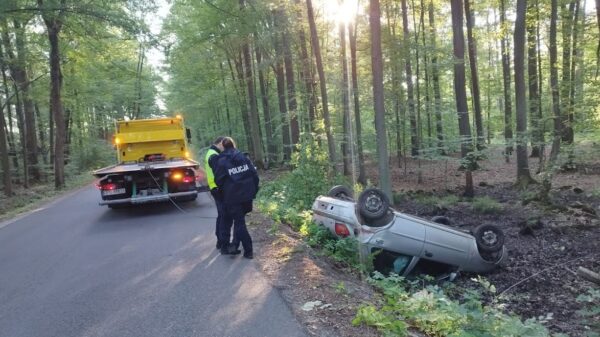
[500,0,513,162]
[294,0,317,132]
[219,61,233,136]
[0,42,20,176]
[464,0,484,149]
[514,0,535,187]
[567,0,582,146]
[349,23,366,185]
[369,0,392,200]
[306,0,336,163]
[231,54,253,152]
[549,0,562,164]
[561,0,576,144]
[48,26,65,189]
[339,17,351,176]
[527,0,541,158]
[428,1,444,154]
[2,21,40,183]
[0,97,12,196]
[273,10,291,161]
[450,0,474,197]
[255,47,276,167]
[238,2,264,168]
[401,0,419,157]
[282,19,299,147]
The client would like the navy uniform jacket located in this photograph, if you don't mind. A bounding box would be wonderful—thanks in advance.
[212,148,259,205]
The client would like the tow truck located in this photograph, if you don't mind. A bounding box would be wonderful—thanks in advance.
[93,116,206,208]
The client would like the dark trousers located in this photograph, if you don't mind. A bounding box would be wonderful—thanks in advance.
[211,190,232,246]
[221,203,253,254]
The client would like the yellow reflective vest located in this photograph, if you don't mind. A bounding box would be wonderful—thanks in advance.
[204,147,219,189]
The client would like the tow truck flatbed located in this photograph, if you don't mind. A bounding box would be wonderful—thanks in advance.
[93,159,200,178]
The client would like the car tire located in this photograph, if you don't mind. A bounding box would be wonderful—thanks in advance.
[357,188,390,221]
[431,216,452,226]
[473,224,504,253]
[327,185,354,201]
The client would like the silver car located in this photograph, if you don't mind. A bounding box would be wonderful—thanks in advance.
[312,186,506,276]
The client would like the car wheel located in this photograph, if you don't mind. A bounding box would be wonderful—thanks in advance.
[431,216,452,226]
[327,185,354,201]
[357,188,390,221]
[473,224,505,253]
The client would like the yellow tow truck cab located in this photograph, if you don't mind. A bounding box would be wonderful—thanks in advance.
[93,116,206,208]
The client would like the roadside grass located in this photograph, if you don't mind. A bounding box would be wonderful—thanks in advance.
[0,172,94,222]
[353,273,555,337]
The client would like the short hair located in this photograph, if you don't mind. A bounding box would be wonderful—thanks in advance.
[212,136,225,145]
[222,137,236,149]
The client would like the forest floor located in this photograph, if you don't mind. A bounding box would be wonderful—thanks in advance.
[252,145,600,337]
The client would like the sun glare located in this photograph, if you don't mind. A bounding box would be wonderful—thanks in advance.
[322,0,361,25]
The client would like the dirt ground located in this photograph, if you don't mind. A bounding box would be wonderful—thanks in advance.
[251,146,600,337]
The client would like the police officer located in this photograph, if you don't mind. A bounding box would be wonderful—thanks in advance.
[204,136,226,249]
[214,137,259,259]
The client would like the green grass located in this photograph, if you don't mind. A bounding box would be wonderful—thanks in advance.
[353,273,554,337]
[471,196,504,214]
[415,194,460,210]
[0,172,94,222]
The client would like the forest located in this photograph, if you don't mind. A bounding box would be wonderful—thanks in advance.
[1,0,599,336]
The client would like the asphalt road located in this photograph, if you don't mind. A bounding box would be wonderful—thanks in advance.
[0,186,308,337]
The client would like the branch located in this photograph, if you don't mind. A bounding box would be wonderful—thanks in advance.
[578,267,600,285]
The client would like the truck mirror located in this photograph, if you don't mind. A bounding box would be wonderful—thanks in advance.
[186,128,192,144]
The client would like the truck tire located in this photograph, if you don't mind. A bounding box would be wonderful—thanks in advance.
[473,224,504,253]
[357,188,390,221]
[327,185,354,201]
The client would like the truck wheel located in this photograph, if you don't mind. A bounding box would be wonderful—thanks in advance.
[357,188,390,221]
[473,224,504,253]
[327,185,354,201]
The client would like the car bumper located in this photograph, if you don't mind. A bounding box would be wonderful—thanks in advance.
[99,191,198,205]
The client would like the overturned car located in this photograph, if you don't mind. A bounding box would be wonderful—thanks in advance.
[312,186,506,276]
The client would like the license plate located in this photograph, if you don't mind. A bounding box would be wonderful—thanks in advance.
[103,188,126,196]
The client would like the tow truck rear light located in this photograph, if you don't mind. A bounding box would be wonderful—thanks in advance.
[335,223,351,238]
[182,176,194,183]
[100,183,117,191]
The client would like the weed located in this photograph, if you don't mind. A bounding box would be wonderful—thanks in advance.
[353,272,552,337]
[576,288,600,336]
[472,196,504,214]
[416,194,459,210]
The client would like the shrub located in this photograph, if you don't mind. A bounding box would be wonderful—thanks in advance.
[472,196,503,214]
[353,272,552,337]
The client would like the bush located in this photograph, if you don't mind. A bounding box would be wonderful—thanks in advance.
[353,273,552,337]
[257,138,347,229]
[472,196,504,214]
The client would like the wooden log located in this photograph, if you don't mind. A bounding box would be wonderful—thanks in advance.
[577,267,600,285]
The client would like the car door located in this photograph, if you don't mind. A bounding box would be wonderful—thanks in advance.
[422,223,472,267]
[368,215,426,257]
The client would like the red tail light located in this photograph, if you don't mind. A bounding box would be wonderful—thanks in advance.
[101,183,117,191]
[182,176,194,183]
[334,223,351,238]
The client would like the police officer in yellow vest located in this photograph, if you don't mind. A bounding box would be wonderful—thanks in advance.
[205,136,226,249]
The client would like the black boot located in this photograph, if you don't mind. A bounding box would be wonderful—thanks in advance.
[228,244,241,255]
